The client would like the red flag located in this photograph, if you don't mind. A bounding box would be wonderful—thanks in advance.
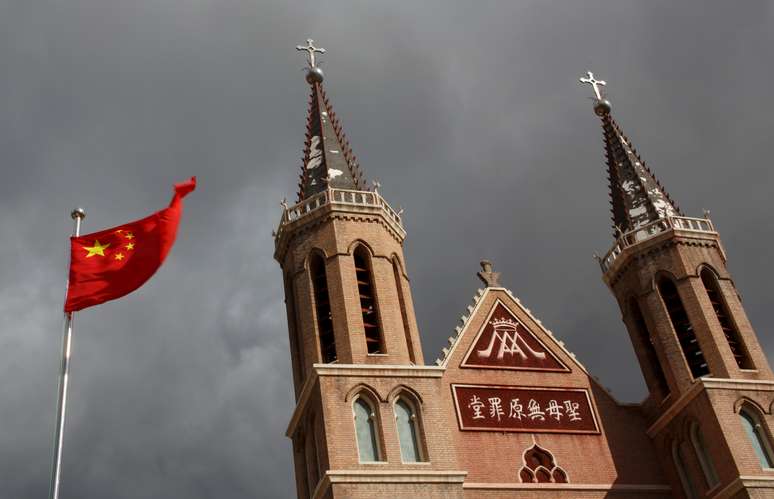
[64,177,196,312]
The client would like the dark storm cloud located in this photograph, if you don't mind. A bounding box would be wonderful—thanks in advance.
[1,1,772,497]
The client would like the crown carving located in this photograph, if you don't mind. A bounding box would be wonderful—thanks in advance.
[490,317,519,329]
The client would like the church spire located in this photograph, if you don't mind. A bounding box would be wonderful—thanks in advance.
[579,72,681,236]
[295,39,366,202]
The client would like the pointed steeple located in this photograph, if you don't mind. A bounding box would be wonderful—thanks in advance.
[295,39,366,201]
[579,72,681,236]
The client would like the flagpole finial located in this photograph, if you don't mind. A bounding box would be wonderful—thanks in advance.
[71,208,86,220]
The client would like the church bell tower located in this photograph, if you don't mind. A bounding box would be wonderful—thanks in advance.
[274,40,463,499]
[582,72,774,498]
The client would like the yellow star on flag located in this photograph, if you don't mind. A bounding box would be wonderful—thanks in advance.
[83,240,110,258]
[123,232,135,240]
[114,253,125,261]
[125,242,135,250]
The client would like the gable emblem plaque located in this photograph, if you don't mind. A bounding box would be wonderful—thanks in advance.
[461,301,569,372]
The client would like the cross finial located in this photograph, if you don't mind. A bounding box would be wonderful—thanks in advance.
[477,260,501,288]
[579,71,607,100]
[296,38,326,68]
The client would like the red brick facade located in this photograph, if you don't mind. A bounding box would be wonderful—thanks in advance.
[274,67,774,498]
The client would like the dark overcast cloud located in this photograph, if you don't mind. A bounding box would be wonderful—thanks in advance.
[1,1,772,497]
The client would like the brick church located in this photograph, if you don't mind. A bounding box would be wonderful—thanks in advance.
[273,41,774,498]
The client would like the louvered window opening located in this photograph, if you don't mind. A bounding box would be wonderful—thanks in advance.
[701,270,752,369]
[354,248,383,354]
[658,278,709,378]
[310,255,337,363]
[630,299,670,398]
[393,260,415,363]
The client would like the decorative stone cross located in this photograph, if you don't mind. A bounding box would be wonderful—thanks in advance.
[579,71,606,100]
[477,260,501,288]
[296,39,326,68]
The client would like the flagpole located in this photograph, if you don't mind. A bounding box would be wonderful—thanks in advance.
[49,207,85,499]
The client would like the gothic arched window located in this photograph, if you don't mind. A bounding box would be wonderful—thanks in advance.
[310,253,337,363]
[353,246,384,354]
[353,396,382,462]
[672,440,698,499]
[629,297,670,398]
[690,422,719,488]
[700,268,752,369]
[658,277,709,378]
[740,407,774,469]
[394,398,424,462]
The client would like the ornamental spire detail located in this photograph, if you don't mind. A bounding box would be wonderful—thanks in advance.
[579,71,681,237]
[295,39,366,201]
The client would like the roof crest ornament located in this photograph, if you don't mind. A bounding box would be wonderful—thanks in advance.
[477,260,501,288]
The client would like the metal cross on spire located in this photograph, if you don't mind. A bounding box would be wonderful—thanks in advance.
[296,38,326,68]
[579,71,607,100]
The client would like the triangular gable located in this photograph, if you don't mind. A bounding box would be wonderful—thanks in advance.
[438,288,587,375]
[461,298,569,372]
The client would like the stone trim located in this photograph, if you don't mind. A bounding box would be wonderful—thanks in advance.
[315,364,445,378]
[712,475,774,499]
[311,470,468,498]
[647,378,774,436]
[463,482,671,491]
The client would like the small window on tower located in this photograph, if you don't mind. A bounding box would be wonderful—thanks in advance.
[689,422,719,488]
[353,246,384,354]
[672,440,698,499]
[310,253,337,363]
[353,396,382,462]
[740,408,774,469]
[394,397,425,462]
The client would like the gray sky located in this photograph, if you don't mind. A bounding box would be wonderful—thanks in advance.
[1,1,772,497]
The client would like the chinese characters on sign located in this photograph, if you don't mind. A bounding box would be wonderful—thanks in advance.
[461,302,569,371]
[452,385,599,433]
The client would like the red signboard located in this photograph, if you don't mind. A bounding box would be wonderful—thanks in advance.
[452,384,599,434]
[461,301,569,372]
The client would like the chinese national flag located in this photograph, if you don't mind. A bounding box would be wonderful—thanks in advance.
[64,177,196,312]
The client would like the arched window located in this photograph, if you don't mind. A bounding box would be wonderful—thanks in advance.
[701,269,752,369]
[353,396,382,462]
[740,408,774,469]
[658,277,709,378]
[672,440,697,499]
[629,297,670,398]
[353,246,384,354]
[392,257,415,364]
[690,422,719,488]
[310,253,336,363]
[394,398,424,462]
